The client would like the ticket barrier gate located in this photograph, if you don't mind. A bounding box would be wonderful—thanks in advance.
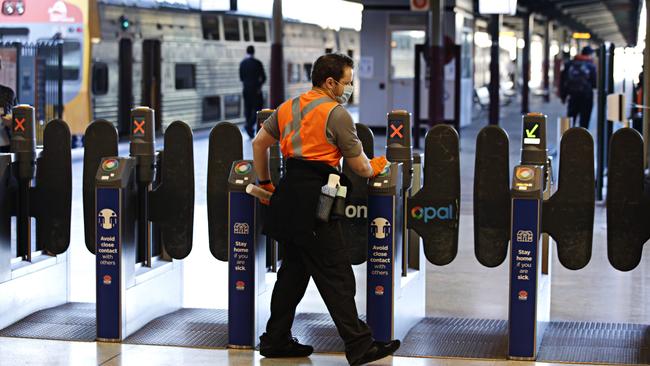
[366,111,426,342]
[0,105,71,330]
[605,128,650,364]
[474,113,594,360]
[84,107,194,341]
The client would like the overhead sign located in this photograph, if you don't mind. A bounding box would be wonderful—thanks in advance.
[572,32,591,39]
[479,0,517,15]
[410,0,429,12]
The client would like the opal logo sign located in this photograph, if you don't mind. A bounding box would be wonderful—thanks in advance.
[410,205,454,223]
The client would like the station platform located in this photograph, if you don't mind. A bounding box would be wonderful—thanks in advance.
[2,94,649,366]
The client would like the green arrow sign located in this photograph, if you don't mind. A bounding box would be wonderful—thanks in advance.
[525,123,539,138]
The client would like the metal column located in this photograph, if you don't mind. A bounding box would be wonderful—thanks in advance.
[595,44,608,201]
[428,0,444,126]
[644,0,650,168]
[489,14,501,125]
[543,20,551,103]
[269,0,284,109]
[522,13,533,114]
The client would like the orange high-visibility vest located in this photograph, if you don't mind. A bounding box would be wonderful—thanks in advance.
[277,89,342,167]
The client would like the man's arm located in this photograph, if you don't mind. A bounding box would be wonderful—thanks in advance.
[327,106,374,178]
[346,152,374,178]
[258,60,267,85]
[252,128,277,182]
[239,60,245,82]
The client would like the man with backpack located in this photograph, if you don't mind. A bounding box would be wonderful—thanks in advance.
[560,46,597,129]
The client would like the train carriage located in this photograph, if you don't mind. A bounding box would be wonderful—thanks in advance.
[0,0,360,142]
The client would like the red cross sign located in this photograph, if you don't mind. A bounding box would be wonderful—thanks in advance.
[390,123,404,139]
[133,120,145,134]
[14,118,25,132]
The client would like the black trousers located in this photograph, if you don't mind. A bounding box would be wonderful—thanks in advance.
[243,89,263,138]
[567,93,594,130]
[264,220,373,364]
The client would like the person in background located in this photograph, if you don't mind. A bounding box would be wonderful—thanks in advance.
[560,46,597,129]
[0,84,15,153]
[239,45,266,139]
[632,71,644,133]
[252,53,399,366]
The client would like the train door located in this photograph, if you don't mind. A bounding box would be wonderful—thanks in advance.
[142,39,162,132]
[118,38,133,136]
[388,30,426,112]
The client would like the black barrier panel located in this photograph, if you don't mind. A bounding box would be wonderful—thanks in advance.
[83,120,118,254]
[474,126,510,267]
[341,123,374,264]
[407,125,460,266]
[542,128,594,270]
[30,120,72,255]
[207,122,243,261]
[148,121,194,259]
[606,128,650,271]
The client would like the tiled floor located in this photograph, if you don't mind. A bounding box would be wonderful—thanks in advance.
[0,336,593,366]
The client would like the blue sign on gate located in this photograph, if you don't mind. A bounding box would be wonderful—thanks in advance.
[96,188,121,340]
[366,194,394,342]
[508,198,540,358]
[228,191,255,347]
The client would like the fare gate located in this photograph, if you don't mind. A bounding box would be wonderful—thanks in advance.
[85,107,194,341]
[0,104,72,331]
[366,110,424,342]
[474,113,594,360]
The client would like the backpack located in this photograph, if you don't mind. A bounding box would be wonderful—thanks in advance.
[565,61,592,96]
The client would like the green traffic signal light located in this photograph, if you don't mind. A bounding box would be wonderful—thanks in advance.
[119,15,129,30]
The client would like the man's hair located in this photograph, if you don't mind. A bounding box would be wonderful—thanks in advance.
[246,45,255,55]
[311,53,354,87]
[581,46,593,56]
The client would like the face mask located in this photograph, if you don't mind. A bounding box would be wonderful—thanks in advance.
[333,80,354,104]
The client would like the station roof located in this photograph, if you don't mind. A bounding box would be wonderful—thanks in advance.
[352,0,642,46]
[519,0,642,46]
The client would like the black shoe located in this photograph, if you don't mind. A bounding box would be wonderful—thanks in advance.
[259,336,314,358]
[351,340,400,365]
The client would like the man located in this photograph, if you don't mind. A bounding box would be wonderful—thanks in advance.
[240,45,266,138]
[252,53,399,366]
[560,46,597,129]
[0,84,15,153]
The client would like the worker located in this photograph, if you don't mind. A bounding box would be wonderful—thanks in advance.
[252,53,399,366]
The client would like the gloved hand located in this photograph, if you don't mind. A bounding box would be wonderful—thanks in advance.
[259,182,275,205]
[370,156,388,177]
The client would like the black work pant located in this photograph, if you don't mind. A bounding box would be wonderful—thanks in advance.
[567,93,594,130]
[264,221,373,364]
[243,89,263,138]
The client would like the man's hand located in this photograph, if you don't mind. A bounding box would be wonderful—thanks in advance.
[370,156,388,177]
[259,182,275,205]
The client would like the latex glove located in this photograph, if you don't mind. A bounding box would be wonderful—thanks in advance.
[259,182,275,205]
[370,156,388,177]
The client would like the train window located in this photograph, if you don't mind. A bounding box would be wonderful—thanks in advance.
[243,19,251,42]
[202,15,220,40]
[390,30,425,79]
[223,17,240,41]
[38,40,81,81]
[92,62,109,95]
[303,63,312,82]
[224,95,241,119]
[325,48,333,54]
[288,63,300,84]
[202,96,221,123]
[252,20,267,42]
[175,63,196,89]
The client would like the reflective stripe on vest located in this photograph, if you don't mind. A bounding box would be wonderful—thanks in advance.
[277,91,342,166]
